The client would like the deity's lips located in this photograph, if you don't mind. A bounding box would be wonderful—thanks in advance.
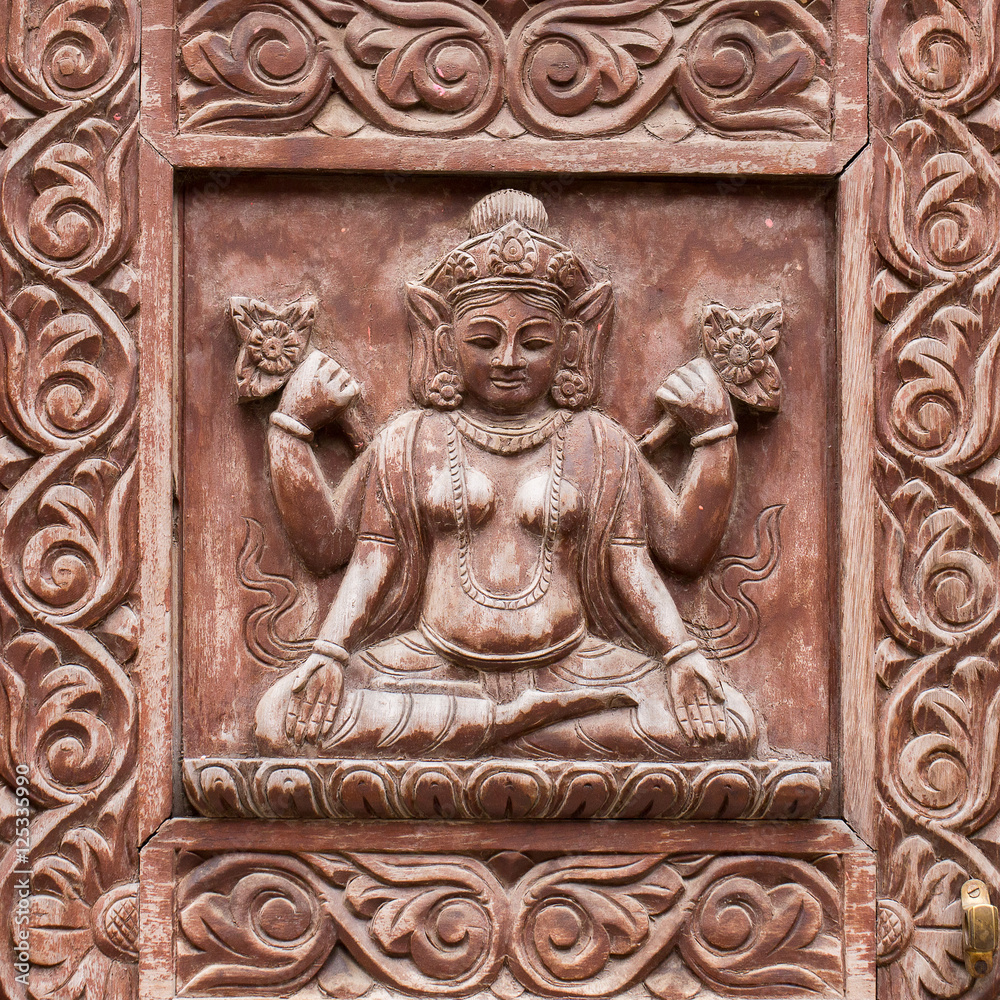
[490,376,527,389]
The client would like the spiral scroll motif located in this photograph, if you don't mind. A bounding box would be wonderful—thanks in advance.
[873,0,1000,995]
[0,0,141,997]
[180,0,505,136]
[506,0,675,138]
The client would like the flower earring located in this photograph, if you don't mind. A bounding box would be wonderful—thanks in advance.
[551,368,589,408]
[428,369,465,409]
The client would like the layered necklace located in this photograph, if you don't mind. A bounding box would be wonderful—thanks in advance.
[450,409,572,455]
[445,412,569,611]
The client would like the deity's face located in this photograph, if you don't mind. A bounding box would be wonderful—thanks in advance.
[451,292,563,416]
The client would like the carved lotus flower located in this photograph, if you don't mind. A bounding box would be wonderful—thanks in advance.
[702,301,782,411]
[230,295,316,400]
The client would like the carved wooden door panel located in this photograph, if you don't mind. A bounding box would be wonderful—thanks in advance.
[2,2,998,1000]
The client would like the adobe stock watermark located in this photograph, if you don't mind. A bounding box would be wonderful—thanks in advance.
[12,763,31,992]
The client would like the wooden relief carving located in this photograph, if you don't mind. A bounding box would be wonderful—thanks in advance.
[172,184,850,835]
[176,0,834,141]
[141,820,874,1000]
[174,849,846,997]
[0,0,141,997]
[872,0,1000,998]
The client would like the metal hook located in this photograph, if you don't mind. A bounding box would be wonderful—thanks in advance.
[962,879,998,978]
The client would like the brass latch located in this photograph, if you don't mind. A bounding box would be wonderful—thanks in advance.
[962,879,999,978]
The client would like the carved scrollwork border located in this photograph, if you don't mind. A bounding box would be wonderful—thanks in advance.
[871,0,1000,998]
[4,0,997,996]
[0,0,143,997]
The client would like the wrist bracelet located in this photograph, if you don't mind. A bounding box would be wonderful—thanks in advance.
[690,421,738,448]
[662,639,700,667]
[270,411,314,442]
[313,639,350,663]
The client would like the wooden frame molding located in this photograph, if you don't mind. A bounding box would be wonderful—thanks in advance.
[870,1,1000,999]
[1,0,998,998]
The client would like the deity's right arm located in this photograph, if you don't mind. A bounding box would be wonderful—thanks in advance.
[267,424,370,574]
[311,451,402,651]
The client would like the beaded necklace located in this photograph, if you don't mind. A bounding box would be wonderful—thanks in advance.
[445,416,567,610]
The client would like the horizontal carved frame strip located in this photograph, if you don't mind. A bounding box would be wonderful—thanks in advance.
[140,0,868,174]
[140,820,875,1000]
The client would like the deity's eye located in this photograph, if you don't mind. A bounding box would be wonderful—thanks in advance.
[521,336,555,351]
[464,332,501,349]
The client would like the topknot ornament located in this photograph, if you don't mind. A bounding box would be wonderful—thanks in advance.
[469,189,548,236]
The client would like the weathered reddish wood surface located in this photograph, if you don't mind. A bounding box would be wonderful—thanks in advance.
[0,0,996,999]
[870,2,1000,999]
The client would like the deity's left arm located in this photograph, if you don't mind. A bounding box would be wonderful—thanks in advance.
[638,357,738,576]
[640,436,737,577]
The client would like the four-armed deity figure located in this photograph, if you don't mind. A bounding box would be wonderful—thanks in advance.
[255,190,761,760]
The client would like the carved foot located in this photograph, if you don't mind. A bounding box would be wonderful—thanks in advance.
[490,687,637,744]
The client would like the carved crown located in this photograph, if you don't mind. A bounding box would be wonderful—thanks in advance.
[423,189,592,305]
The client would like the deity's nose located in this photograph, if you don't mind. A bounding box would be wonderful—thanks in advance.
[493,333,524,370]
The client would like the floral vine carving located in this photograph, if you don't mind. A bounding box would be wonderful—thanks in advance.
[175,850,846,997]
[0,0,141,997]
[176,0,833,140]
[873,0,1000,996]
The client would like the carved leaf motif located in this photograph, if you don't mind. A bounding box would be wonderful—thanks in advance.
[877,455,1000,653]
[4,0,138,107]
[878,837,971,997]
[338,854,505,987]
[342,0,505,128]
[177,854,337,993]
[674,0,831,139]
[510,855,681,989]
[180,0,505,136]
[874,115,1000,285]
[507,0,676,138]
[677,859,843,994]
[179,1,344,133]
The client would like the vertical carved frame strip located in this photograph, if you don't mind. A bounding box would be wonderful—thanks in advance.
[0,0,143,996]
[871,0,1000,998]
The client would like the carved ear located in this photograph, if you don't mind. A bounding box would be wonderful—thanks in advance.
[561,321,582,369]
[434,324,458,372]
[405,282,452,405]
